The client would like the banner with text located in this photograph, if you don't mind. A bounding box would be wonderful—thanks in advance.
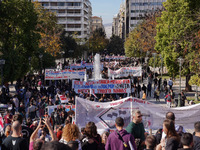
[70,63,103,70]
[45,69,85,80]
[48,105,75,115]
[105,56,126,60]
[108,67,142,78]
[75,97,200,130]
[72,79,131,94]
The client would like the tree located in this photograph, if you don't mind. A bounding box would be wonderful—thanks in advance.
[107,35,124,55]
[60,31,78,58]
[86,28,109,53]
[155,0,200,91]
[125,9,162,59]
[33,1,61,57]
[0,0,40,82]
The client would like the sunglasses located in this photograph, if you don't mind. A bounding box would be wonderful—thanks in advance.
[137,115,142,118]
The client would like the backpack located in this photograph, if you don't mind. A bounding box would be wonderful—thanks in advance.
[167,95,171,101]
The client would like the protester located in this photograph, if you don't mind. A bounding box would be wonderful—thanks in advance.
[59,123,82,150]
[178,133,193,150]
[193,121,200,150]
[145,135,156,150]
[101,131,109,149]
[81,122,103,150]
[157,119,180,150]
[126,110,145,150]
[2,121,29,150]
[105,117,137,150]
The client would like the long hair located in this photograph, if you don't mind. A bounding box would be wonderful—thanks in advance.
[163,119,179,140]
[62,123,80,142]
[85,122,97,138]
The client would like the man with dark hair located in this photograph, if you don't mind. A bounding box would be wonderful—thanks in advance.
[2,121,29,150]
[178,133,193,150]
[193,121,200,150]
[105,117,137,150]
[144,135,156,150]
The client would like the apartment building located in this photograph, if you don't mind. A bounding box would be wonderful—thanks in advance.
[36,0,92,40]
[112,14,119,36]
[112,2,125,39]
[92,16,104,32]
[125,0,166,37]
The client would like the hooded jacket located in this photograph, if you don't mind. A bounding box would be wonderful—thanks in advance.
[105,129,137,150]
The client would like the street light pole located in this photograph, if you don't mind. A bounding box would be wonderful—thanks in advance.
[178,57,184,107]
[160,54,163,79]
[152,53,157,79]
[146,51,150,78]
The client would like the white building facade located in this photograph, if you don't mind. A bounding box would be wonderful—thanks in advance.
[36,0,92,40]
[125,0,166,37]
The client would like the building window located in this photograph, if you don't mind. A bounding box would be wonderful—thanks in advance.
[42,3,49,6]
[67,2,81,6]
[131,2,163,6]
[58,2,65,6]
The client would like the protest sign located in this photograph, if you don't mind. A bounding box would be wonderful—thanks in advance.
[108,67,142,78]
[48,105,75,115]
[70,63,103,70]
[45,69,85,80]
[75,97,200,130]
[72,79,131,94]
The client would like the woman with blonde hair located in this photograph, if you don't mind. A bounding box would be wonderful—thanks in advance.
[59,123,82,150]
[156,119,180,150]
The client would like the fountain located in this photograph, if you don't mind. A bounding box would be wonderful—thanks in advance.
[93,53,102,80]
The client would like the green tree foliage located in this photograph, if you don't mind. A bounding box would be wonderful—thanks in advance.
[60,31,78,58]
[87,28,109,53]
[33,1,61,57]
[125,9,162,59]
[155,0,200,91]
[107,35,124,55]
[0,0,40,82]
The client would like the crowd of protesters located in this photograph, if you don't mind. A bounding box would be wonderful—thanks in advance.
[0,55,196,150]
[1,109,200,150]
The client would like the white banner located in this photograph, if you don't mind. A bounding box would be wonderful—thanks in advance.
[48,105,75,115]
[108,67,142,78]
[72,79,131,94]
[58,94,68,103]
[45,69,85,80]
[75,97,200,130]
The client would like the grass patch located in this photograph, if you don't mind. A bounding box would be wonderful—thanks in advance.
[187,97,200,104]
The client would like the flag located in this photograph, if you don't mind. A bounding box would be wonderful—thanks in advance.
[0,114,4,131]
[90,88,97,98]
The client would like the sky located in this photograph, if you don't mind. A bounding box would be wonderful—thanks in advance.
[90,0,124,24]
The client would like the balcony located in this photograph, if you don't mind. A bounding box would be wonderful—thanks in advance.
[65,28,82,31]
[66,13,82,17]
[67,20,82,24]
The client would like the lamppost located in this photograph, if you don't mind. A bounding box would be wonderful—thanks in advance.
[159,54,163,80]
[152,53,157,79]
[178,57,184,107]
[146,51,150,78]
[0,59,5,86]
[39,54,43,73]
